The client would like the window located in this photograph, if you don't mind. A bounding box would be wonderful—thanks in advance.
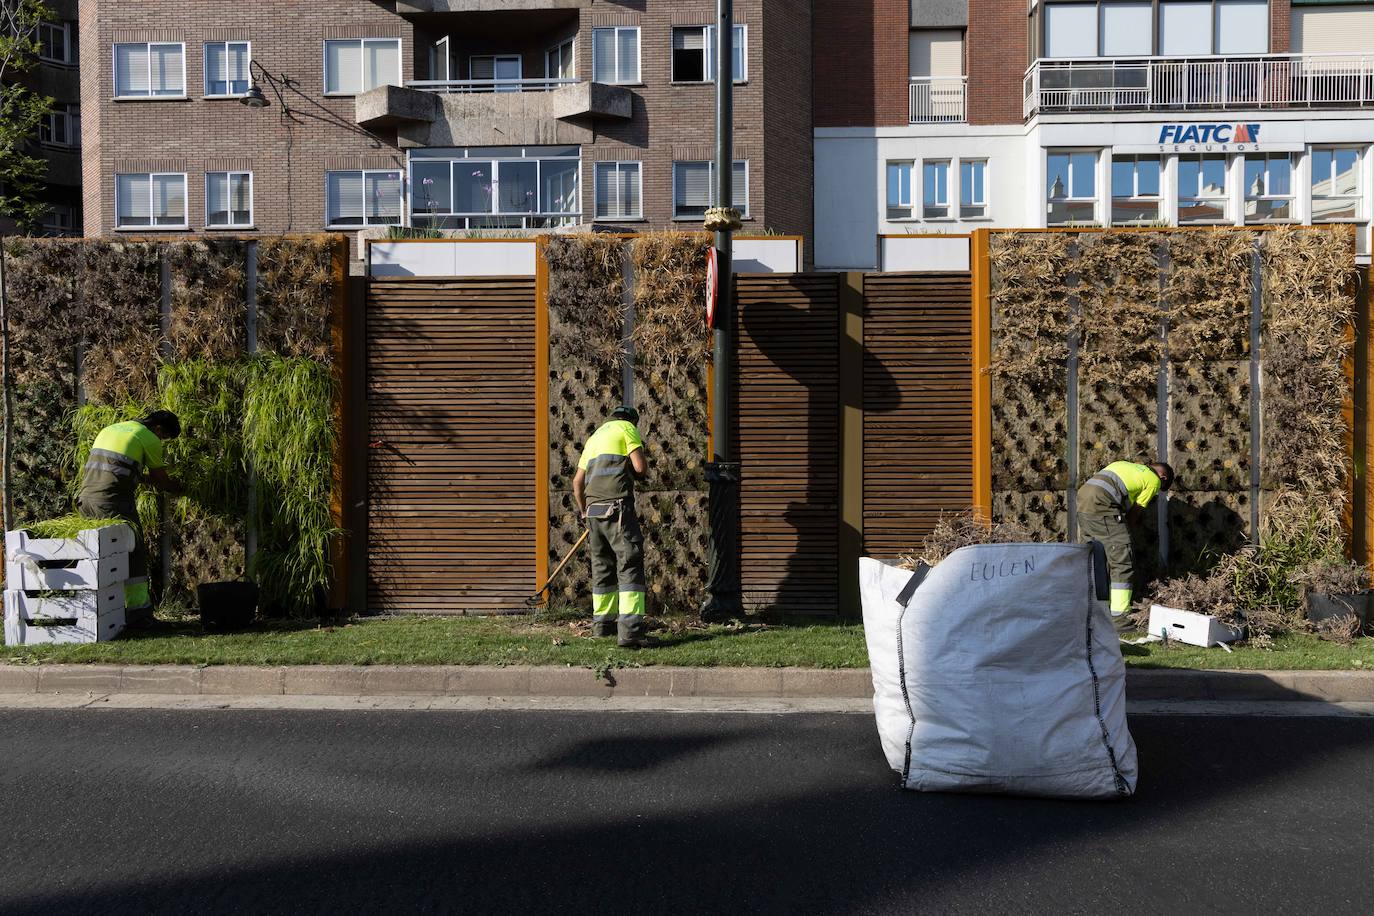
[470,55,522,91]
[1311,148,1361,221]
[961,159,987,219]
[547,38,574,81]
[673,160,748,219]
[39,22,72,65]
[1244,153,1293,221]
[206,171,253,228]
[1110,155,1161,224]
[326,170,402,227]
[409,147,581,229]
[1042,0,1268,58]
[886,162,913,219]
[324,38,401,95]
[41,204,76,236]
[204,41,251,97]
[671,25,747,82]
[115,173,187,228]
[595,162,642,220]
[1100,3,1152,57]
[593,27,639,84]
[923,160,950,219]
[114,42,185,98]
[39,104,79,147]
[1178,154,1229,223]
[1214,0,1268,54]
[1044,3,1098,58]
[1047,151,1097,224]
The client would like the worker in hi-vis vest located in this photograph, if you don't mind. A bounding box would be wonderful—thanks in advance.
[1077,460,1175,633]
[77,411,184,624]
[572,406,653,649]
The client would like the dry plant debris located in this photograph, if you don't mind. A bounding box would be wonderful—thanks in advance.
[256,235,338,362]
[899,512,1040,568]
[168,240,247,363]
[1076,233,1165,389]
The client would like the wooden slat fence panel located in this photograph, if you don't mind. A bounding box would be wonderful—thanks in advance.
[863,272,973,559]
[366,277,536,612]
[736,273,841,614]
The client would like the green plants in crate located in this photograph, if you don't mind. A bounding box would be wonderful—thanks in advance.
[23,514,126,539]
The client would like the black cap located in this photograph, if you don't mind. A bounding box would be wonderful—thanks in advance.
[611,405,640,425]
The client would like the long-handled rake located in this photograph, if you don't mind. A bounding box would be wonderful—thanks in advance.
[524,529,589,608]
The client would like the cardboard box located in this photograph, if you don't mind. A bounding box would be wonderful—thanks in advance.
[1147,604,1244,648]
[6,524,135,562]
[6,553,129,591]
[4,589,126,645]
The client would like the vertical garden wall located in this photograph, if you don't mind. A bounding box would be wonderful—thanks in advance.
[1,235,344,615]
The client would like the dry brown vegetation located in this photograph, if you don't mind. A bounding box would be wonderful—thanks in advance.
[256,235,336,362]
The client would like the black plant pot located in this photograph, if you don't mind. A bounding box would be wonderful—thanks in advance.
[1305,591,1372,629]
[197,581,260,633]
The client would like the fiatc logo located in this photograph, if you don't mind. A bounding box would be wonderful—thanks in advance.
[1158,123,1261,149]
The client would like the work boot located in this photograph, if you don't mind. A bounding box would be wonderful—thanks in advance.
[617,615,658,649]
[1111,612,1137,637]
[591,616,617,638]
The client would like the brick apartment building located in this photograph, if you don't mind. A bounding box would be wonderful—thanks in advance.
[815,0,1374,269]
[0,0,83,236]
[77,0,813,257]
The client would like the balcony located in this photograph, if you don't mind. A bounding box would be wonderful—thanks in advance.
[356,78,631,147]
[909,76,966,123]
[1025,54,1374,118]
[396,0,589,12]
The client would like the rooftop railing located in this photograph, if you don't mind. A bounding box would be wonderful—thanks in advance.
[407,77,581,94]
[1024,54,1374,118]
[910,76,966,123]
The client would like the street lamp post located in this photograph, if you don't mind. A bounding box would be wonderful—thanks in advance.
[700,0,744,622]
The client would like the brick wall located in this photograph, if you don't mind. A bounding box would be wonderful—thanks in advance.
[967,0,1026,126]
[813,0,909,128]
[1271,0,1292,53]
[762,0,813,263]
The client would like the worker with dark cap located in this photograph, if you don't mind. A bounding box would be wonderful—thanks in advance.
[77,410,184,624]
[1077,459,1175,634]
[572,405,652,648]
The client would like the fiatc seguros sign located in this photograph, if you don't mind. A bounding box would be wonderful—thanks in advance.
[1158,122,1261,151]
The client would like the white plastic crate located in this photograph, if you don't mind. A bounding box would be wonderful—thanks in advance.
[5,524,135,562]
[1147,604,1244,648]
[6,553,129,592]
[4,588,126,645]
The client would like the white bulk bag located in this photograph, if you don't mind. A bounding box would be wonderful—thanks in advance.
[860,543,1137,799]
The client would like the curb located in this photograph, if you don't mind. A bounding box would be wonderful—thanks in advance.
[1,665,1373,702]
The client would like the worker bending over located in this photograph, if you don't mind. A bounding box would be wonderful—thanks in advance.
[572,406,652,648]
[1077,459,1175,634]
[77,411,184,624]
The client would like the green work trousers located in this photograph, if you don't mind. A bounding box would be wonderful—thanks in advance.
[1077,485,1134,615]
[78,494,151,623]
[586,499,647,640]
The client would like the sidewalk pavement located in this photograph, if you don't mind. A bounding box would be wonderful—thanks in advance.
[1,665,1373,702]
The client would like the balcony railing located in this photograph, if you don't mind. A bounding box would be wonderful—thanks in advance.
[407,78,581,94]
[910,76,966,123]
[1025,54,1374,118]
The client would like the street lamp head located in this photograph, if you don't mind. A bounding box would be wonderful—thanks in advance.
[240,82,270,109]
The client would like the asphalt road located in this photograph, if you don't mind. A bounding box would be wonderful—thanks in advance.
[1,709,1370,915]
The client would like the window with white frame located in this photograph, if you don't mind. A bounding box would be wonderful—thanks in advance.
[39,104,79,147]
[1040,0,1268,58]
[673,160,747,219]
[1178,154,1229,223]
[671,25,747,83]
[409,146,581,229]
[39,22,72,65]
[114,42,185,99]
[326,170,402,227]
[1311,148,1361,222]
[547,38,574,81]
[887,162,914,219]
[1243,153,1293,221]
[206,171,253,228]
[960,159,987,218]
[1110,154,1161,224]
[324,38,401,95]
[116,173,187,228]
[592,27,639,84]
[922,160,951,219]
[1046,150,1097,224]
[204,41,250,97]
[595,161,642,220]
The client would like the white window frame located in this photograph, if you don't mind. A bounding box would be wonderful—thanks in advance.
[1177,153,1230,225]
[923,159,952,220]
[326,169,404,228]
[959,158,988,219]
[670,24,747,84]
[113,42,187,100]
[322,38,403,97]
[546,37,575,81]
[1110,154,1162,226]
[592,27,640,85]
[887,161,914,220]
[1243,152,1296,223]
[204,171,254,229]
[203,40,252,98]
[594,161,643,220]
[38,104,79,148]
[115,172,188,230]
[1309,146,1363,223]
[38,21,72,65]
[672,160,749,220]
[1046,149,1099,225]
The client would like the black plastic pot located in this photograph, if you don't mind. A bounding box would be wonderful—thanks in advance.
[197,581,260,633]
[1305,591,1371,628]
